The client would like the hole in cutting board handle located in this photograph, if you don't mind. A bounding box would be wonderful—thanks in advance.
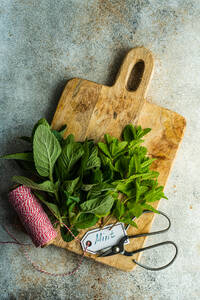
[126,60,145,92]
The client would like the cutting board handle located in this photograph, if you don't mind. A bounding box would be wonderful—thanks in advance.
[113,47,154,98]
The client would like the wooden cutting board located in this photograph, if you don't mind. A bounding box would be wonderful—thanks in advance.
[51,47,186,271]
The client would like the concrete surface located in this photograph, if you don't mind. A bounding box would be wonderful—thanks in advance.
[0,0,200,299]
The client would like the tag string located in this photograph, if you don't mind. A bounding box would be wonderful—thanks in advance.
[0,223,88,276]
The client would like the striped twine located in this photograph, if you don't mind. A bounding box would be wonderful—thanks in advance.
[0,186,88,276]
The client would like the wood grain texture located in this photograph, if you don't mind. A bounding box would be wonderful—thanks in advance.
[51,47,186,271]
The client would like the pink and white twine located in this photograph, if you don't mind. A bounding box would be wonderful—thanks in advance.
[0,185,88,276]
[9,185,57,247]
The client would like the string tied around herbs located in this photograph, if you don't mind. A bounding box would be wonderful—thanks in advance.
[0,185,89,276]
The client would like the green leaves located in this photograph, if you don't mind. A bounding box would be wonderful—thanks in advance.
[140,158,156,169]
[122,124,151,142]
[86,147,101,170]
[110,140,128,158]
[127,202,144,218]
[75,213,99,229]
[56,134,84,180]
[98,142,111,158]
[144,186,167,202]
[32,118,50,140]
[80,193,115,217]
[60,226,79,242]
[1,118,167,242]
[33,125,61,179]
[115,156,129,178]
[41,201,61,220]
[51,125,67,143]
[98,134,128,160]
[112,199,137,228]
[63,177,80,195]
[97,125,166,228]
[12,176,55,193]
[0,152,33,161]
[113,199,125,219]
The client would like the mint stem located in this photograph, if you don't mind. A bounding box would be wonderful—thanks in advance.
[49,172,59,204]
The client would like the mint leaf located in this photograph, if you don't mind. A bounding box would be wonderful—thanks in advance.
[123,125,151,141]
[75,213,99,229]
[0,152,33,161]
[115,156,129,178]
[110,140,128,158]
[86,147,101,170]
[142,204,160,214]
[98,142,111,158]
[33,125,61,179]
[80,194,115,216]
[12,176,55,193]
[32,118,50,140]
[51,125,67,143]
[66,195,80,207]
[140,158,156,169]
[121,217,137,228]
[98,152,115,180]
[127,202,143,218]
[104,133,114,145]
[144,187,167,202]
[63,177,80,195]
[51,130,63,143]
[87,182,115,199]
[34,192,61,220]
[113,199,125,219]
[137,127,151,138]
[115,181,135,197]
[89,168,103,184]
[135,179,141,202]
[56,135,84,180]
[60,226,79,242]
[3,120,167,239]
[42,201,61,220]
[122,124,137,141]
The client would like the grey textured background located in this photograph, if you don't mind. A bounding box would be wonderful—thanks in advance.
[0,0,200,299]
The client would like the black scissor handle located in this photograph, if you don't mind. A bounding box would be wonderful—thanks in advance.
[122,210,178,270]
[127,210,171,241]
[132,241,178,271]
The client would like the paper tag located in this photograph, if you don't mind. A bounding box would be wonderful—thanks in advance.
[81,223,129,255]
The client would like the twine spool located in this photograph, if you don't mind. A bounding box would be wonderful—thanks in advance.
[9,185,57,247]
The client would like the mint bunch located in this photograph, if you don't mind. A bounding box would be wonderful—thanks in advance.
[1,119,167,242]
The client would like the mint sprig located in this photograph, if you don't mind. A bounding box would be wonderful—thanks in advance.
[1,120,167,242]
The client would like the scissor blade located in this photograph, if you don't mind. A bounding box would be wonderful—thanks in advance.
[98,248,114,257]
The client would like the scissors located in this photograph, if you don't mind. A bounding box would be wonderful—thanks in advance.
[98,210,178,271]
